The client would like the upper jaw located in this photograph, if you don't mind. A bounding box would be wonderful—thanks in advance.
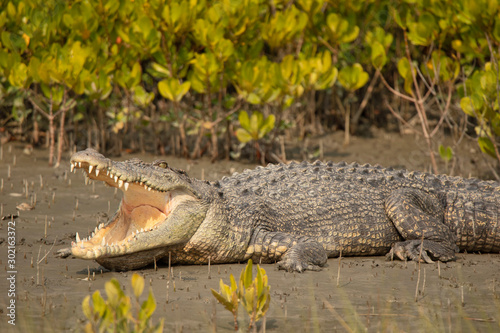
[68,149,176,259]
[70,148,160,192]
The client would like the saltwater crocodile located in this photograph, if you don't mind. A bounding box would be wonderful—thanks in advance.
[57,148,500,272]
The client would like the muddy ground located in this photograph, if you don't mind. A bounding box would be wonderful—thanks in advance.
[1,130,500,332]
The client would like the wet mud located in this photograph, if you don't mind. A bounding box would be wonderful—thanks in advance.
[1,131,499,332]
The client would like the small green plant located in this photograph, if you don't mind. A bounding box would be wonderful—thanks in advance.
[438,144,453,170]
[236,110,275,163]
[81,273,164,333]
[211,259,271,331]
[236,110,275,144]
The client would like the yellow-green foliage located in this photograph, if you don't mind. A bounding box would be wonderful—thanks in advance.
[460,62,500,160]
[81,273,164,333]
[236,110,275,144]
[211,259,271,331]
[2,0,500,159]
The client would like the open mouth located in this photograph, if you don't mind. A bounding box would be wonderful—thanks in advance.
[69,159,186,259]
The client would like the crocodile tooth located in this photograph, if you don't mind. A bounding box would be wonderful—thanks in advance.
[78,162,81,168]
[114,175,118,183]
[84,174,90,185]
[101,237,106,246]
[76,232,81,243]
[141,228,144,233]
[95,168,100,176]
[106,170,109,176]
[98,223,103,230]
[89,165,93,174]
[144,185,148,190]
[70,163,75,172]
[118,179,123,188]
[124,182,129,191]
[148,187,152,191]
[91,232,95,238]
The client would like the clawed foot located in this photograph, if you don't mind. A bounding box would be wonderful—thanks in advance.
[277,259,323,273]
[386,240,458,263]
[277,241,327,272]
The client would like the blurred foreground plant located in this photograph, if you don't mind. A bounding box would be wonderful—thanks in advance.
[81,273,163,333]
[211,259,271,332]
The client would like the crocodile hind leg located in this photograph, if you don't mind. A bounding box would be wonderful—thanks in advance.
[385,188,459,263]
[246,229,327,272]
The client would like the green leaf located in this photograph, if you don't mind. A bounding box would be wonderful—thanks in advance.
[397,58,414,94]
[133,85,154,107]
[249,112,262,139]
[493,19,500,43]
[8,62,28,88]
[158,79,174,101]
[370,41,387,70]
[139,291,156,320]
[130,62,142,87]
[246,93,261,105]
[238,111,250,130]
[397,58,410,79]
[211,289,233,311]
[460,95,484,117]
[150,63,171,78]
[438,145,453,162]
[131,273,144,299]
[177,82,191,102]
[236,128,253,143]
[105,278,122,307]
[82,295,92,319]
[92,290,106,317]
[478,137,497,158]
[259,114,275,138]
[241,259,254,289]
[338,63,369,92]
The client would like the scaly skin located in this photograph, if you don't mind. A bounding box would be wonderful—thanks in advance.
[57,148,500,272]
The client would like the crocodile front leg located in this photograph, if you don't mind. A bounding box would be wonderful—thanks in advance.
[245,228,328,272]
[384,188,459,263]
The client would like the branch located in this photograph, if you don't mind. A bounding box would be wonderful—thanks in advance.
[378,70,417,103]
[352,70,380,125]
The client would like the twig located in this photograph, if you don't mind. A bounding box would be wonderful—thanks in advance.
[322,299,357,333]
[36,237,57,285]
[378,70,417,103]
[337,249,342,287]
[415,235,424,302]
[404,32,438,174]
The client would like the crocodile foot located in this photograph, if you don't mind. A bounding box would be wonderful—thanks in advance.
[386,240,458,263]
[277,242,327,273]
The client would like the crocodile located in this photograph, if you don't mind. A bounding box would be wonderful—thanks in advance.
[57,148,500,272]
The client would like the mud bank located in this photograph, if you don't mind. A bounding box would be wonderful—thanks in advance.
[1,132,499,332]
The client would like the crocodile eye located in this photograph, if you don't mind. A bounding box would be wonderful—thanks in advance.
[153,160,168,168]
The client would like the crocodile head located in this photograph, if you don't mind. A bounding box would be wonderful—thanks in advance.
[66,148,210,270]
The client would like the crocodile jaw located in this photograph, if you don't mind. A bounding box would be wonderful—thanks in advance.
[69,157,196,260]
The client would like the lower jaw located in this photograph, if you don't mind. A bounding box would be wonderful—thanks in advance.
[95,247,171,271]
